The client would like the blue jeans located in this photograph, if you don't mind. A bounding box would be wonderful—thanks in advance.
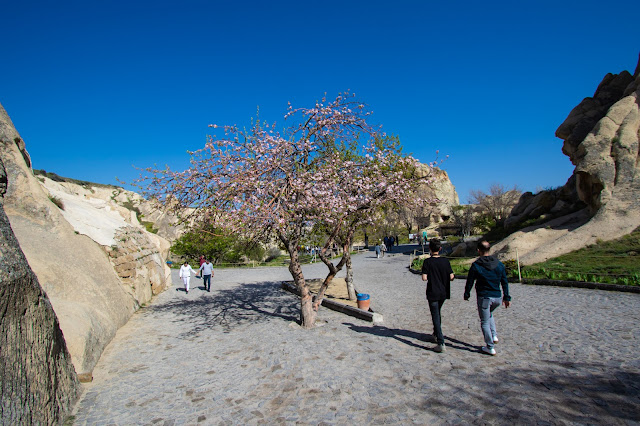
[428,300,445,345]
[477,297,501,349]
[203,274,211,291]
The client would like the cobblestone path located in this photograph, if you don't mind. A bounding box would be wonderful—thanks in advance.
[71,247,640,425]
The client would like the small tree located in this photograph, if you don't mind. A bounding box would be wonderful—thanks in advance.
[138,93,435,327]
[469,183,521,225]
[170,225,264,265]
[450,205,475,238]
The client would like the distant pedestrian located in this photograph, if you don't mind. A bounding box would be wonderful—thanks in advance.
[381,242,387,257]
[388,236,395,252]
[395,235,399,247]
[421,238,454,353]
[179,261,196,294]
[375,242,381,258]
[199,259,214,292]
[197,255,205,277]
[464,240,511,356]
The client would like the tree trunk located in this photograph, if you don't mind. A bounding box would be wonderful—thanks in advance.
[345,250,356,300]
[315,246,348,309]
[287,245,316,328]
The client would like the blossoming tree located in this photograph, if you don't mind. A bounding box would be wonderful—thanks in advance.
[138,93,436,328]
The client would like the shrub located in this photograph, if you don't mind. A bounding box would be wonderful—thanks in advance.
[265,247,282,262]
[502,259,519,278]
[48,195,65,210]
[142,221,158,234]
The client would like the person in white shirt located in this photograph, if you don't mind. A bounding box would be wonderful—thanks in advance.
[199,259,214,292]
[179,261,196,294]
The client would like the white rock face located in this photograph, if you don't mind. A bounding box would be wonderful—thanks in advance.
[42,179,132,246]
[0,102,171,375]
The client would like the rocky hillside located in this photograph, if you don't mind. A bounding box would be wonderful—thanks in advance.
[0,102,173,378]
[0,158,79,424]
[494,54,640,264]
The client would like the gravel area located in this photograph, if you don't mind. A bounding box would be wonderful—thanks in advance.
[70,245,640,425]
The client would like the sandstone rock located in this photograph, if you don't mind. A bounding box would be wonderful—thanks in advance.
[449,242,467,257]
[0,158,78,424]
[496,54,640,265]
[0,102,170,376]
[504,174,586,229]
[415,166,460,227]
[138,201,187,242]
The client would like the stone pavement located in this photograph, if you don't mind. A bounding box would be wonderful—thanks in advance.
[70,247,640,425]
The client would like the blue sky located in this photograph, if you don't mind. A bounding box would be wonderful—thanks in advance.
[1,0,638,203]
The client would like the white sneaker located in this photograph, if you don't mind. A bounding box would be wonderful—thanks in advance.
[493,336,499,344]
[481,346,496,356]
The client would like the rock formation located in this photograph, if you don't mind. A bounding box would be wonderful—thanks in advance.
[427,167,460,219]
[0,102,171,378]
[0,157,79,424]
[504,174,586,229]
[416,166,460,228]
[40,178,172,297]
[495,54,640,264]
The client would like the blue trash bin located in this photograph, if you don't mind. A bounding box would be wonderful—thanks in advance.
[356,293,370,310]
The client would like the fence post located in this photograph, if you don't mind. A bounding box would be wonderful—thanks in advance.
[516,248,522,283]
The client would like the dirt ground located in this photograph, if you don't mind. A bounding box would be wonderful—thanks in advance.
[306,277,359,308]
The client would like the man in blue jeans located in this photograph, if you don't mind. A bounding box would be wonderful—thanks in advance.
[464,240,511,356]
[199,259,214,292]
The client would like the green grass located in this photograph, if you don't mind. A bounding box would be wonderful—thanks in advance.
[522,227,640,286]
[411,256,472,275]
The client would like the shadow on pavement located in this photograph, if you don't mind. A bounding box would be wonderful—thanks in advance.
[420,360,640,423]
[148,282,299,337]
[342,322,479,353]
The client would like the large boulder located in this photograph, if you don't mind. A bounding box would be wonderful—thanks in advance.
[415,166,460,226]
[0,102,170,376]
[0,158,79,424]
[504,174,586,229]
[495,55,640,264]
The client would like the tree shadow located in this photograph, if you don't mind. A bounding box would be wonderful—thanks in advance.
[343,323,479,353]
[419,360,640,423]
[148,282,299,338]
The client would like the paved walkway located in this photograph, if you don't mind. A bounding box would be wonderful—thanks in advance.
[71,246,640,425]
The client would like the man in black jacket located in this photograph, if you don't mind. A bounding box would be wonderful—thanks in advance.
[464,240,511,356]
